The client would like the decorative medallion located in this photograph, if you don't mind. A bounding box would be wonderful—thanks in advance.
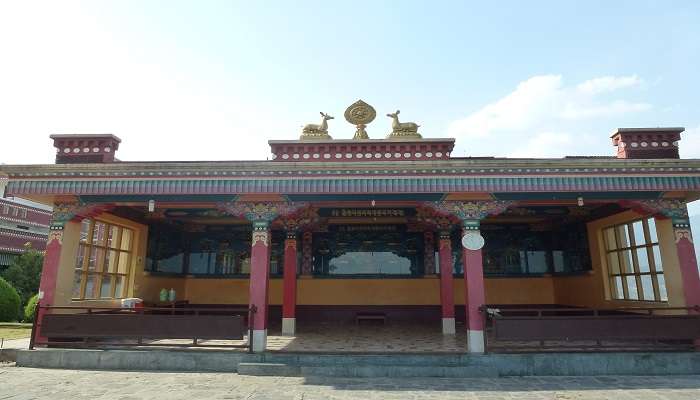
[344,100,376,140]
[461,232,485,251]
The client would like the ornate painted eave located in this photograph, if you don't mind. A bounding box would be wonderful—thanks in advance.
[1,158,699,198]
[2,157,700,178]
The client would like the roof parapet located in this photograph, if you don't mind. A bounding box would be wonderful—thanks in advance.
[50,134,121,164]
[611,127,684,159]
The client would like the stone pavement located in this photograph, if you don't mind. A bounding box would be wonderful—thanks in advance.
[2,365,700,399]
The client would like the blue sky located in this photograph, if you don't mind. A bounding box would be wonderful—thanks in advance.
[0,1,699,253]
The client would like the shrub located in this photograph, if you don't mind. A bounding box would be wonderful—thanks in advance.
[0,277,21,322]
[24,293,39,322]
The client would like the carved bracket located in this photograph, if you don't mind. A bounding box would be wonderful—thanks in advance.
[276,205,320,233]
[430,200,515,228]
[51,201,113,230]
[217,201,308,223]
[625,199,690,228]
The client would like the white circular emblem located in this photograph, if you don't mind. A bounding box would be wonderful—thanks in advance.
[461,232,485,251]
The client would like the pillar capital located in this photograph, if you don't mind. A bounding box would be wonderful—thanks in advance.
[625,199,690,228]
[51,201,112,230]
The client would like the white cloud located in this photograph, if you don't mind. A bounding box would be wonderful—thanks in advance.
[448,74,650,157]
[560,100,652,119]
[576,75,642,95]
[680,125,700,159]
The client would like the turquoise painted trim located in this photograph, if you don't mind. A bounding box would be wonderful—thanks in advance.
[6,175,700,196]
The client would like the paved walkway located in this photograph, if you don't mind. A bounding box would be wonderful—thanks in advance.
[2,365,700,399]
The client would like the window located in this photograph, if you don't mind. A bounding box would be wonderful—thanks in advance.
[11,207,19,217]
[2,205,9,214]
[448,222,591,276]
[20,209,27,219]
[72,219,134,299]
[603,217,667,302]
[313,225,424,276]
[145,223,287,276]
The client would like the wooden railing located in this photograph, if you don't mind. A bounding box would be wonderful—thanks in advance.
[29,305,256,353]
[480,305,700,353]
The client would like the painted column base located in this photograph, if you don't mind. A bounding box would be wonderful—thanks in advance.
[467,329,485,353]
[251,329,267,353]
[441,318,456,335]
[282,318,296,336]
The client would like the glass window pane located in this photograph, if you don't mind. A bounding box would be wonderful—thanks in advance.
[626,276,639,300]
[120,229,133,251]
[526,251,548,273]
[652,245,663,272]
[88,247,104,271]
[620,250,634,274]
[632,221,646,246]
[72,271,83,298]
[80,219,91,243]
[604,228,617,250]
[607,253,620,274]
[617,225,630,248]
[117,251,130,274]
[552,251,565,273]
[105,250,119,273]
[657,274,668,301]
[84,274,98,299]
[99,275,112,298]
[641,275,655,301]
[92,222,107,246]
[114,276,125,298]
[107,226,120,249]
[75,244,87,269]
[636,248,650,273]
[613,276,624,299]
[647,218,658,243]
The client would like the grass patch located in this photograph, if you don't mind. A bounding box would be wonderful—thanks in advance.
[0,323,32,341]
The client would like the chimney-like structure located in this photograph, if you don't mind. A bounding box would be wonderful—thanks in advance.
[611,127,684,159]
[51,134,121,164]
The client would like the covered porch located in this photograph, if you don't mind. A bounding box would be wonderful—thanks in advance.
[26,194,700,354]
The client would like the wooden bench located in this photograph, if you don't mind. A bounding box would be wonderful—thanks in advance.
[355,313,387,326]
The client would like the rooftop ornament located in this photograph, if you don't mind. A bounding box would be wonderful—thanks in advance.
[387,110,422,139]
[344,99,376,140]
[300,112,334,140]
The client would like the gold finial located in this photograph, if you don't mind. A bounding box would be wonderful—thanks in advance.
[344,100,376,140]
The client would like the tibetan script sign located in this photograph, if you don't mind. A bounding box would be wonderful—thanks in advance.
[323,208,413,218]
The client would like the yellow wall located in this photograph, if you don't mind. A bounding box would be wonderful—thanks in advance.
[135,276,556,306]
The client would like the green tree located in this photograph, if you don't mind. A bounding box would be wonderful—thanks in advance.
[0,277,21,322]
[24,293,39,322]
[1,243,43,309]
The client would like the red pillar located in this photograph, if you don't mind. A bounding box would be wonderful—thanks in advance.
[282,231,297,335]
[438,230,455,334]
[249,221,271,352]
[34,228,64,344]
[462,223,486,353]
[672,220,700,308]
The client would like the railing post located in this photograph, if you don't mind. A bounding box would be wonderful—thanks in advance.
[28,305,41,350]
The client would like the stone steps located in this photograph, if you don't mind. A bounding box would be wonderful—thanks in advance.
[237,362,498,378]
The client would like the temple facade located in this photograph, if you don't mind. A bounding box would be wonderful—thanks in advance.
[0,197,51,270]
[1,110,699,353]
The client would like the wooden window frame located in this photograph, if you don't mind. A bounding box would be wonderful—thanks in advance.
[72,218,134,300]
[603,217,666,302]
